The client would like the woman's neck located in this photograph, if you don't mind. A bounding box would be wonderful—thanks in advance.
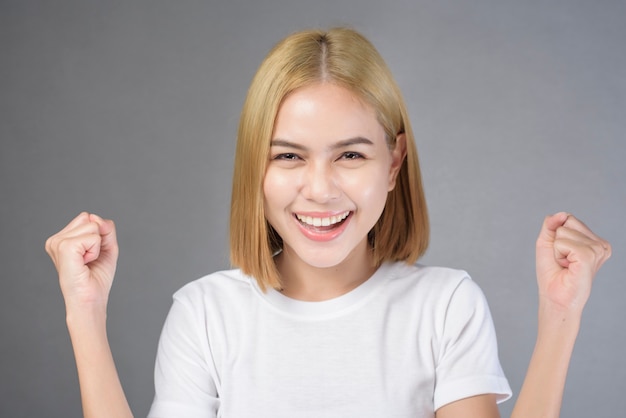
[275,242,377,301]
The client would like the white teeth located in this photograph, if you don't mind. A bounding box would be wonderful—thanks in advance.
[296,211,350,227]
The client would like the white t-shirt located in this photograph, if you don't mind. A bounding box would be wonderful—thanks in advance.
[148,262,511,418]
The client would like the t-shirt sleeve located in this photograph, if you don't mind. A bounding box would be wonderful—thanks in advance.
[147,291,220,418]
[433,277,512,411]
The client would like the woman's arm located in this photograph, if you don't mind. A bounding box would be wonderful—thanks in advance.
[510,212,611,418]
[436,394,500,417]
[437,213,610,418]
[46,212,133,418]
[510,302,580,418]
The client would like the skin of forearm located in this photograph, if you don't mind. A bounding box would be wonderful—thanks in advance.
[66,305,133,418]
[510,303,582,418]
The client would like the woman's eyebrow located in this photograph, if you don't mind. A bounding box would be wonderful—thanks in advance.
[270,139,307,151]
[331,137,374,149]
[270,137,374,150]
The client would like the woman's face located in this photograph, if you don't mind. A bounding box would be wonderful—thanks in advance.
[263,82,405,271]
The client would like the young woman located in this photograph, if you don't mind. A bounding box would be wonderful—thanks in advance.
[45,27,611,418]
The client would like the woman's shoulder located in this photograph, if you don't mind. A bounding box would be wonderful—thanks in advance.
[389,262,471,288]
[386,262,485,305]
[171,268,256,306]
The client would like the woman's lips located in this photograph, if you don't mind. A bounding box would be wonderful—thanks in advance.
[293,211,352,241]
[295,211,350,228]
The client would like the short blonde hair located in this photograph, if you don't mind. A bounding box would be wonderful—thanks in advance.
[230,27,429,290]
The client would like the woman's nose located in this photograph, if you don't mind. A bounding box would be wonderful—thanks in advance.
[301,162,341,203]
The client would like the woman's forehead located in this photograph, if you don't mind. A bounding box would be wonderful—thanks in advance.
[272,83,383,142]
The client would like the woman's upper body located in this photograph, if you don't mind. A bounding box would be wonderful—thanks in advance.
[148,262,511,418]
[148,77,508,417]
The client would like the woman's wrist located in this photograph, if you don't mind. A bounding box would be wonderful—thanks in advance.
[65,301,108,334]
[536,299,582,346]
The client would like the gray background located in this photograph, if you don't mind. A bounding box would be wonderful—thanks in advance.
[1,1,624,417]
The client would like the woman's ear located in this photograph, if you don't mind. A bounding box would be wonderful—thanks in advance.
[388,133,407,191]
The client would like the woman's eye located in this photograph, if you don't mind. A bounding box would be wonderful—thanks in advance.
[341,152,364,160]
[274,153,300,161]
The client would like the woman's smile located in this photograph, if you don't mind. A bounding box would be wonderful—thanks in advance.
[293,211,353,241]
[295,210,351,228]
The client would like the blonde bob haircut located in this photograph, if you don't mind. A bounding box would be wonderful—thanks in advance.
[230,27,429,291]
